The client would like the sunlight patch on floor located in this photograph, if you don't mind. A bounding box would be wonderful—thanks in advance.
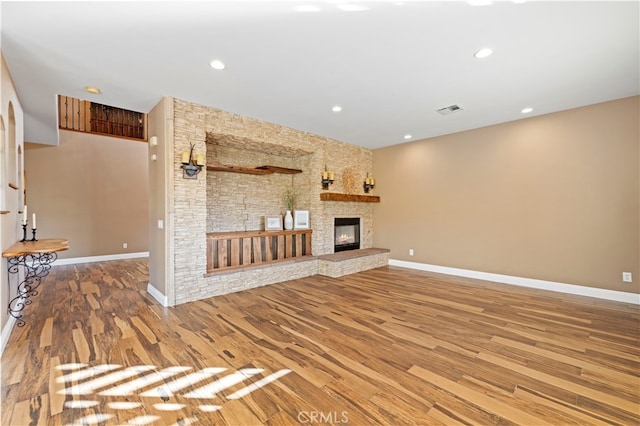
[54,363,291,425]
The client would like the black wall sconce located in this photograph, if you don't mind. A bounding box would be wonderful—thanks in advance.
[181,143,205,179]
[321,165,335,190]
[363,173,375,193]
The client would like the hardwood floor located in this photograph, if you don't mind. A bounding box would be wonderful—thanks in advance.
[1,259,638,425]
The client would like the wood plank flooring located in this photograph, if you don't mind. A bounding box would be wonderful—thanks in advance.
[1,259,638,425]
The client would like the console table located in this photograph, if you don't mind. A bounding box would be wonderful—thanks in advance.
[2,238,69,327]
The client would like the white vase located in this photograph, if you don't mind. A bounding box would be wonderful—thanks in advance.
[284,210,294,230]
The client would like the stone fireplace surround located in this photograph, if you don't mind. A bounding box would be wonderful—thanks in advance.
[165,98,387,306]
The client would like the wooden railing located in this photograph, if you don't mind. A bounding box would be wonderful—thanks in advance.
[206,229,312,273]
[58,95,147,141]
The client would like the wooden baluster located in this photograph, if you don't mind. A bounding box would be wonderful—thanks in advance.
[207,238,216,272]
[230,238,240,267]
[285,234,293,258]
[120,109,124,136]
[242,238,252,265]
[253,237,263,264]
[264,236,276,262]
[217,239,228,269]
[276,235,285,260]
[128,110,133,138]
[295,233,303,257]
[71,97,78,130]
[305,231,312,256]
[61,96,68,129]
[78,100,84,132]
[106,106,111,135]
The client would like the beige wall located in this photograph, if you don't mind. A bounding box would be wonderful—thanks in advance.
[24,130,149,259]
[373,96,639,294]
[1,52,25,340]
[147,97,173,297]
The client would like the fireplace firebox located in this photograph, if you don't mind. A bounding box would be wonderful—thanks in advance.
[334,218,360,252]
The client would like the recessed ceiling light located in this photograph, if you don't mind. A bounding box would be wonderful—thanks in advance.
[521,107,533,114]
[331,105,342,112]
[209,59,226,70]
[474,48,493,59]
[85,86,101,95]
[295,5,321,12]
[404,134,412,140]
[336,4,369,12]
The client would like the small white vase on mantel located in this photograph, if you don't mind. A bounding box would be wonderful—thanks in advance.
[284,210,294,230]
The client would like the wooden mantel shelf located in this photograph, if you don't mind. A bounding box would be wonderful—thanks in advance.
[320,193,380,203]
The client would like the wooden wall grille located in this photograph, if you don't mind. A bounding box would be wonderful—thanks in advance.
[206,230,312,273]
[58,95,147,141]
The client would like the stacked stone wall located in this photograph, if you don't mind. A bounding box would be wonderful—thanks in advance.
[172,98,379,303]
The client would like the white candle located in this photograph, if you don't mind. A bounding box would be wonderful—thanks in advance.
[32,213,36,229]
[23,205,27,225]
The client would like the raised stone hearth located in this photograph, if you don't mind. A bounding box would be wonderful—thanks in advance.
[318,248,390,278]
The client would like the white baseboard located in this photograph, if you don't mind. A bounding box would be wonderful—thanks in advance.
[147,283,168,307]
[0,316,17,356]
[389,259,640,305]
[55,252,149,266]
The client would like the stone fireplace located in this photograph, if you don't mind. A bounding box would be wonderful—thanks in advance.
[149,97,386,307]
[334,218,360,252]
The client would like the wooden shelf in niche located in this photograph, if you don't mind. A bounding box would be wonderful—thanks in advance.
[320,193,380,203]
[255,165,302,174]
[0,211,10,215]
[207,164,272,175]
[206,164,302,175]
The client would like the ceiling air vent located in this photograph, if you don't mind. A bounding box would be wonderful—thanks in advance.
[436,104,463,115]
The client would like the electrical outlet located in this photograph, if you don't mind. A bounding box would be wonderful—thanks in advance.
[409,249,414,256]
[123,242,128,249]
[622,272,632,283]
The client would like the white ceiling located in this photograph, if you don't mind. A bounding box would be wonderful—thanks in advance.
[1,1,638,149]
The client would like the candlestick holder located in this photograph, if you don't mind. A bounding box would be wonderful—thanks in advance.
[30,228,38,242]
[20,223,28,242]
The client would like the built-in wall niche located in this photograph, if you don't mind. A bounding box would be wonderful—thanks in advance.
[205,135,313,234]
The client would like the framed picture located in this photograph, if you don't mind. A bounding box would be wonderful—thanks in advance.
[294,210,309,229]
[265,215,283,231]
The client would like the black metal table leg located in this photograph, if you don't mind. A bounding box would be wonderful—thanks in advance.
[7,252,58,327]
